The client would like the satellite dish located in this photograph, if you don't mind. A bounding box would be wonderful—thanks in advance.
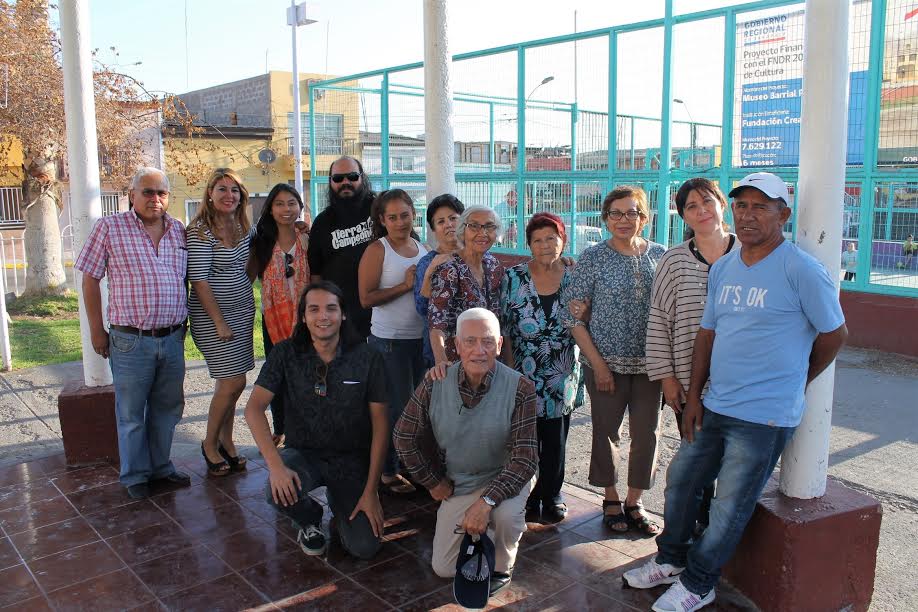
[258,148,277,164]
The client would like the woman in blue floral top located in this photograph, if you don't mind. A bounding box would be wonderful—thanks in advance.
[501,212,583,524]
[561,186,666,537]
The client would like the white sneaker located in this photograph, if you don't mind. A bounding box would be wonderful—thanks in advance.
[622,559,685,589]
[651,579,715,612]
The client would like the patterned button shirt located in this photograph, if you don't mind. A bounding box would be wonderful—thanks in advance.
[75,210,187,329]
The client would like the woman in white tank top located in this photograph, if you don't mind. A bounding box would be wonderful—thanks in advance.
[358,189,428,494]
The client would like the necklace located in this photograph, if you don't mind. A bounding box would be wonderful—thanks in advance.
[627,239,648,299]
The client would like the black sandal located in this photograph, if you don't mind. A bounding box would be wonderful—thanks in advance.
[201,443,230,477]
[624,504,661,537]
[602,500,628,532]
[218,443,247,472]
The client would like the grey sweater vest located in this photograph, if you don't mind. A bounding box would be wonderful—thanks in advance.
[430,362,522,496]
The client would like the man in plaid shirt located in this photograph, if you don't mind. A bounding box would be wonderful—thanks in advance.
[75,167,191,500]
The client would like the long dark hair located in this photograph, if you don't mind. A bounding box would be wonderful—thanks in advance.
[251,183,305,278]
[290,281,363,353]
[370,189,416,240]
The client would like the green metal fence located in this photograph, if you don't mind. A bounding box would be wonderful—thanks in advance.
[307,0,918,298]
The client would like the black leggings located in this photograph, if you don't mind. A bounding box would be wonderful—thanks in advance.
[262,318,284,435]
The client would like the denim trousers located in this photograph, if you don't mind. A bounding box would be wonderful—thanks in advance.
[367,335,425,476]
[266,447,381,560]
[656,408,795,594]
[108,327,186,487]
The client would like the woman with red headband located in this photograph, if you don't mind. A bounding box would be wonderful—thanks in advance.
[500,212,583,524]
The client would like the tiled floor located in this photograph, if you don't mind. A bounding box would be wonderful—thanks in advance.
[0,454,757,611]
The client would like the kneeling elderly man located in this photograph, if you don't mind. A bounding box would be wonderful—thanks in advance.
[394,307,537,596]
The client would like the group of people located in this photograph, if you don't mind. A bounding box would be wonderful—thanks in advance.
[75,158,847,612]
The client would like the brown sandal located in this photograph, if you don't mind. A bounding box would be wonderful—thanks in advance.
[380,473,416,495]
[603,500,628,532]
[625,504,661,537]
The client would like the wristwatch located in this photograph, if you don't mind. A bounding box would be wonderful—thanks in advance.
[481,495,497,507]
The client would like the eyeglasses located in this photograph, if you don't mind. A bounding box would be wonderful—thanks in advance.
[140,189,169,199]
[284,253,295,278]
[460,336,498,350]
[466,222,498,234]
[314,362,328,397]
[605,210,643,221]
[330,172,361,183]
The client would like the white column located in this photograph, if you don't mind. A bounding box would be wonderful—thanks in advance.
[423,0,457,199]
[60,0,112,387]
[290,0,304,197]
[779,0,849,499]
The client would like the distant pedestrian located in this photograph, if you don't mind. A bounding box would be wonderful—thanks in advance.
[841,242,857,281]
[75,167,190,499]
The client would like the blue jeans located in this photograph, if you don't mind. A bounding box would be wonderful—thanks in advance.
[656,408,795,595]
[267,447,381,560]
[367,335,425,476]
[108,327,186,487]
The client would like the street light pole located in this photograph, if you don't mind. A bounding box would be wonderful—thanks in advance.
[288,2,317,199]
[526,75,555,102]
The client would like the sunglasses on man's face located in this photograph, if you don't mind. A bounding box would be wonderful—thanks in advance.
[330,172,361,184]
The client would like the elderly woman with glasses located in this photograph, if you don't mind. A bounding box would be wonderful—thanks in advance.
[562,185,666,536]
[428,205,504,365]
[248,183,311,446]
[501,212,583,524]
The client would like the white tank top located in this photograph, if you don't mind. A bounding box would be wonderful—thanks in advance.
[371,237,428,339]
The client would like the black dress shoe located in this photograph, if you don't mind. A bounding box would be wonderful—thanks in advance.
[489,571,512,596]
[525,502,541,523]
[541,502,568,524]
[152,471,191,487]
[127,483,151,499]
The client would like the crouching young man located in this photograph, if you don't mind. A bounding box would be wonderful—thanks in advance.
[245,281,389,559]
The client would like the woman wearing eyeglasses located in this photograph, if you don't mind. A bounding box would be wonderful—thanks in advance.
[187,168,256,477]
[249,183,311,446]
[561,186,666,536]
[500,212,583,524]
[357,189,428,495]
[428,205,504,365]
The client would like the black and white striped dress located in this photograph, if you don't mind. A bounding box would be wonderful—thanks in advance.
[187,225,255,379]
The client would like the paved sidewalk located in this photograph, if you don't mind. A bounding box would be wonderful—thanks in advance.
[0,347,915,610]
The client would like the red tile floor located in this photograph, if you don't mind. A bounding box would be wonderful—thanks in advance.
[0,454,757,611]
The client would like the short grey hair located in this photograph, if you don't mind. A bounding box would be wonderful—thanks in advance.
[455,205,502,250]
[130,167,169,191]
[456,307,501,339]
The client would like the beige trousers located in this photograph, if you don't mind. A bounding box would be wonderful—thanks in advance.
[585,369,662,490]
[430,476,534,578]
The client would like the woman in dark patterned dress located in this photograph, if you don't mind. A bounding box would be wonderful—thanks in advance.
[428,205,504,365]
[501,212,583,524]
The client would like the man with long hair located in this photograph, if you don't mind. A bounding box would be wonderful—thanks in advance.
[307,156,376,338]
[244,281,389,559]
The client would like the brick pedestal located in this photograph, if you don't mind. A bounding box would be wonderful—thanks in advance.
[724,475,882,612]
[58,381,119,467]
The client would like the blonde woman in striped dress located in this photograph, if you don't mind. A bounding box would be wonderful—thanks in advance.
[187,169,255,477]
[645,177,737,533]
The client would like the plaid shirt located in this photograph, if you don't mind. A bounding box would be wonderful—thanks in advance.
[75,210,188,329]
[393,364,538,505]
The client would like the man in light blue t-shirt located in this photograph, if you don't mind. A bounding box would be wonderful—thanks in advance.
[624,173,848,612]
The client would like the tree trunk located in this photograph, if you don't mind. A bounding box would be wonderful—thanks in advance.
[23,158,67,296]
